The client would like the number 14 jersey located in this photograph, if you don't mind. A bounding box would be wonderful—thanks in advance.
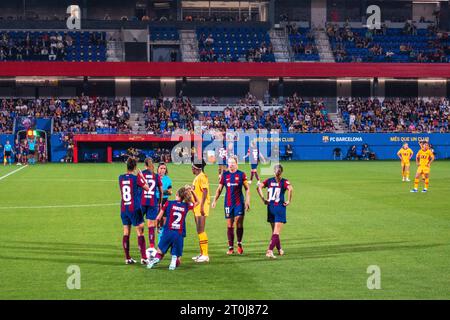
[262,177,291,206]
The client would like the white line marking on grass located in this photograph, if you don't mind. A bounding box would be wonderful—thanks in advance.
[13,178,117,182]
[0,165,28,181]
[0,203,118,210]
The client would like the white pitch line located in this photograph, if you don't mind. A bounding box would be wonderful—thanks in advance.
[0,165,28,182]
[9,178,220,186]
[0,203,118,210]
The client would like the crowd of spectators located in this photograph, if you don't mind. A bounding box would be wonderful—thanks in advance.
[143,96,197,134]
[198,33,274,62]
[52,96,131,133]
[286,23,319,56]
[198,97,334,133]
[184,14,252,23]
[0,101,14,133]
[0,31,105,61]
[338,97,450,133]
[142,93,334,134]
[0,31,69,61]
[328,22,450,63]
[5,95,450,136]
[279,94,335,133]
[0,96,131,134]
[245,43,274,62]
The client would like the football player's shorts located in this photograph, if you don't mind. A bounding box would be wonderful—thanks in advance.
[267,204,287,224]
[224,204,245,219]
[121,209,144,227]
[417,165,430,174]
[193,205,209,217]
[158,229,184,257]
[142,205,159,220]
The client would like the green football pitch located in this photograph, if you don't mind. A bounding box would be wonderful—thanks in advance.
[0,161,449,300]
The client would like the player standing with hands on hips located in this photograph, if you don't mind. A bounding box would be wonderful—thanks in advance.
[212,156,250,255]
[411,141,434,193]
[257,164,293,259]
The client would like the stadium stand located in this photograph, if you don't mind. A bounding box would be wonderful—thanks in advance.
[328,22,449,63]
[338,98,450,133]
[150,27,179,41]
[0,107,14,134]
[196,26,275,62]
[143,97,197,134]
[0,97,130,134]
[142,94,334,134]
[0,31,107,62]
[286,23,320,61]
[4,95,449,135]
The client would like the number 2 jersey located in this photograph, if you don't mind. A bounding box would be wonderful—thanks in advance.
[162,200,194,235]
[140,169,162,207]
[119,173,147,214]
[262,177,291,209]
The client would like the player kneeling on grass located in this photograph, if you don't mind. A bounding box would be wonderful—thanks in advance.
[119,157,150,265]
[147,186,199,270]
[256,164,293,259]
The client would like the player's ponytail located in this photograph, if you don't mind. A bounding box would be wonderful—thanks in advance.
[145,157,154,172]
[126,157,137,172]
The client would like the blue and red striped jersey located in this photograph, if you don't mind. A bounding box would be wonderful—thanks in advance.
[140,169,162,207]
[119,173,146,213]
[220,170,247,207]
[248,146,260,164]
[262,177,291,206]
[162,200,194,235]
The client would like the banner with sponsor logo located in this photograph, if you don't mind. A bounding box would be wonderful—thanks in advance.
[25,132,450,163]
[274,133,450,160]
[202,133,450,161]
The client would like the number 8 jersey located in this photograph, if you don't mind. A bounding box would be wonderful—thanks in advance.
[119,173,147,214]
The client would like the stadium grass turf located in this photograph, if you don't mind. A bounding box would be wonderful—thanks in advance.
[0,161,449,300]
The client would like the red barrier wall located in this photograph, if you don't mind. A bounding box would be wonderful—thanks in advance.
[1,62,450,78]
[72,134,202,163]
[73,134,201,143]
